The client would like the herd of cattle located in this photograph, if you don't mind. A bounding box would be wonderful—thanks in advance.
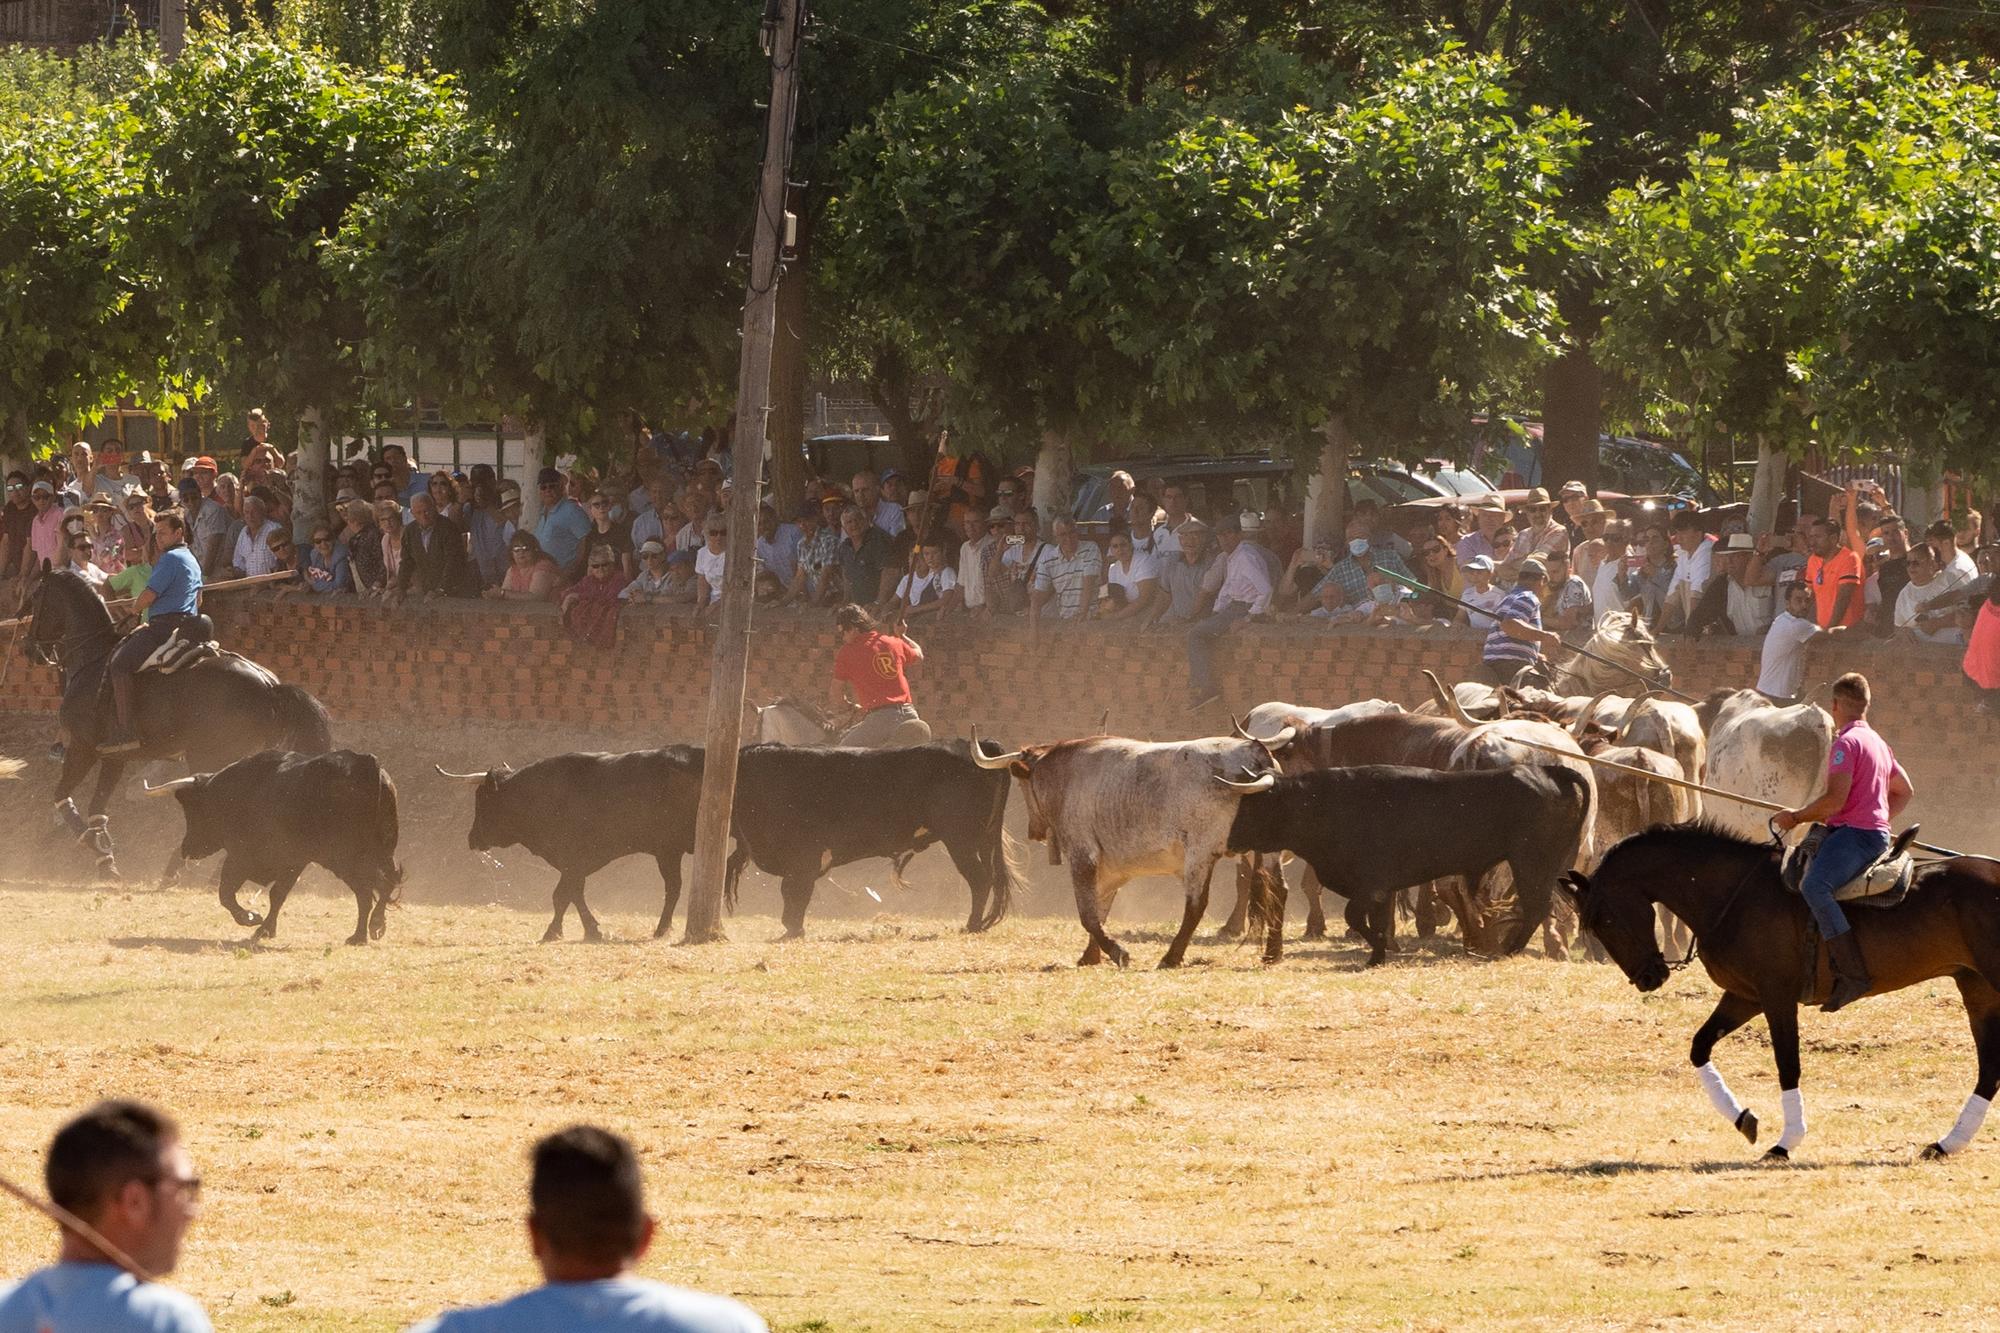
[56,672,1839,967]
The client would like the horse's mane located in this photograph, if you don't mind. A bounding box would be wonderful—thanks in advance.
[769,694,835,730]
[1604,819,1774,862]
[31,567,114,628]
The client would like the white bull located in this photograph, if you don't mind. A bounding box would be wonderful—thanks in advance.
[971,726,1295,969]
[1695,689,1834,841]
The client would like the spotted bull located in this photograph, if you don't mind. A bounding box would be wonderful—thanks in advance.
[1695,689,1834,841]
[145,750,402,945]
[971,725,1295,969]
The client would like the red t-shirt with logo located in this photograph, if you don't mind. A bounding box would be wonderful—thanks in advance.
[834,631,918,711]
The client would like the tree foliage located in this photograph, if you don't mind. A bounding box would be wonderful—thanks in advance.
[1598,35,2000,481]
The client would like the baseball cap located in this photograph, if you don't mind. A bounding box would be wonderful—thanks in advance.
[881,467,903,482]
[1460,553,1494,572]
[1518,557,1548,580]
[667,549,695,568]
[191,455,218,472]
[1559,480,1588,498]
[31,480,54,495]
[1347,537,1371,557]
[638,538,666,556]
[537,466,564,487]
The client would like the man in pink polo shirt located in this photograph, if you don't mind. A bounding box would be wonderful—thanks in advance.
[1773,672,1914,1011]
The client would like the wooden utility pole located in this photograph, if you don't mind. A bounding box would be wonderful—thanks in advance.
[160,0,186,60]
[681,0,805,943]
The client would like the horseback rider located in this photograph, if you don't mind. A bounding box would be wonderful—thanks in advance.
[829,603,926,747]
[99,510,208,754]
[1772,671,1913,1011]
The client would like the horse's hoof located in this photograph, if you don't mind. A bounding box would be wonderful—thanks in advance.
[345,933,367,946]
[369,919,387,942]
[539,930,561,944]
[1762,1145,1790,1162]
[1921,1142,1949,1161]
[653,924,672,939]
[1735,1109,1759,1145]
[1156,955,1182,970]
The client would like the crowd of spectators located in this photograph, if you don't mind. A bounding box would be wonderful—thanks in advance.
[0,1100,766,1332]
[2,416,1994,706]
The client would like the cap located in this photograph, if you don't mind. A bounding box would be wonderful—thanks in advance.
[881,467,903,482]
[988,505,1013,521]
[1347,537,1371,557]
[537,466,564,487]
[667,549,695,568]
[1213,512,1242,534]
[1518,557,1548,580]
[31,480,54,495]
[1720,532,1756,553]
[638,539,666,556]
[191,455,218,471]
[1459,553,1494,572]
[1559,480,1588,498]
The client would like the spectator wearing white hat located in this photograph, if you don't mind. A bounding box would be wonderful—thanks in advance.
[1459,553,1508,629]
[621,540,679,604]
[28,479,66,571]
[1455,495,1509,567]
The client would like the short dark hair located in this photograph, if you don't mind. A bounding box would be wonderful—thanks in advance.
[529,1125,646,1264]
[1669,510,1705,532]
[1928,519,1956,541]
[46,1101,178,1218]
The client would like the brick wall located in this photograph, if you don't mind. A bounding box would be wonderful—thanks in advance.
[7,596,1995,836]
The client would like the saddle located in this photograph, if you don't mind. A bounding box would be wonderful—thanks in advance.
[1781,824,1921,909]
[139,627,218,675]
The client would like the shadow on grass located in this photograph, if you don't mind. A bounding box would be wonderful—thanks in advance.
[1422,1154,1920,1183]
[107,936,237,955]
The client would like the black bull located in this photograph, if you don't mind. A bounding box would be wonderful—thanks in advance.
[451,741,1016,941]
[1226,763,1593,964]
[152,750,403,945]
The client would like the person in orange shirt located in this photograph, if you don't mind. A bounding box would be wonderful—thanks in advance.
[1805,515,1865,629]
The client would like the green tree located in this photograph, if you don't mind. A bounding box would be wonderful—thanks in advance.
[1598,34,2000,528]
[126,33,461,527]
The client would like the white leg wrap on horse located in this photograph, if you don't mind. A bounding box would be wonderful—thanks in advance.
[1937,1094,1992,1155]
[1697,1062,1745,1123]
[1777,1088,1807,1152]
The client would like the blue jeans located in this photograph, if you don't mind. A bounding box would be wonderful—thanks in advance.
[1799,825,1890,939]
[1187,600,1251,697]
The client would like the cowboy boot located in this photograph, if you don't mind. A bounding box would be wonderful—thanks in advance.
[99,676,141,753]
[1822,930,1872,1013]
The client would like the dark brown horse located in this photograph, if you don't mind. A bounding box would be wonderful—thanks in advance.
[1565,823,2000,1161]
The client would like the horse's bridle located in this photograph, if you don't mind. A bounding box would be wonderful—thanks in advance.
[1668,833,1779,973]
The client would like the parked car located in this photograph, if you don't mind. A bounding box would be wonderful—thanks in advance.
[1070,454,1488,534]
[804,434,899,485]
[1469,420,1718,505]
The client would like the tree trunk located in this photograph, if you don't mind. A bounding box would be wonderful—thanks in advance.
[1541,286,1602,492]
[766,217,812,518]
[866,340,936,481]
[160,0,185,59]
[1746,437,1787,536]
[295,406,329,538]
[1031,431,1073,526]
[519,425,546,529]
[1303,416,1350,551]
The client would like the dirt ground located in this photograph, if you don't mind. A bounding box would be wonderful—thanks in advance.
[3,878,2000,1331]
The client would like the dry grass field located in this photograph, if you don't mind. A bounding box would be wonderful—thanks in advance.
[4,876,2000,1332]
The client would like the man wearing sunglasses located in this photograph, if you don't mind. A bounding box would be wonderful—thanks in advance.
[0,1100,211,1331]
[1,470,33,582]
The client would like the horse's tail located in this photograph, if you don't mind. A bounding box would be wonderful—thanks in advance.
[0,756,22,782]
[272,683,334,753]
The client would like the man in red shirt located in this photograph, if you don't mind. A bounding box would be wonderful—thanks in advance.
[828,603,930,747]
[1805,516,1864,629]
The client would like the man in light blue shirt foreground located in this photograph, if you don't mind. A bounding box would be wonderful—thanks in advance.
[409,1124,765,1332]
[0,1100,212,1332]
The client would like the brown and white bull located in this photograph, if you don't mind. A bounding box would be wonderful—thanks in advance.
[1695,688,1834,841]
[970,726,1295,969]
[1268,685,1597,956]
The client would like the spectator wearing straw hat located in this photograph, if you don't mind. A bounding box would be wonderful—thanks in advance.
[1455,495,1509,568]
[1516,487,1570,562]
[0,1100,211,1332]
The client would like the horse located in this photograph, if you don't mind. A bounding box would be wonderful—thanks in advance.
[752,696,932,747]
[1539,608,1673,696]
[17,567,334,880]
[1564,823,2000,1161]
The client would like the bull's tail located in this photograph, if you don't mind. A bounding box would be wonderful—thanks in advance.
[272,683,334,753]
[376,760,403,904]
[983,828,1019,930]
[0,756,22,782]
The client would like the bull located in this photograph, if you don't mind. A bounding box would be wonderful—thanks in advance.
[1226,764,1594,965]
[723,740,1017,939]
[144,750,402,945]
[1694,689,1833,841]
[437,748,703,942]
[971,726,1295,969]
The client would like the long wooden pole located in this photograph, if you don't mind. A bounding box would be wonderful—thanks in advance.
[1508,736,1969,858]
[0,570,297,631]
[681,0,806,944]
[0,1171,155,1282]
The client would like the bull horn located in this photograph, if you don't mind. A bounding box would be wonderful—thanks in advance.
[141,776,199,797]
[1258,725,1297,750]
[1423,670,1478,728]
[1213,772,1276,792]
[1573,689,1619,743]
[1229,715,1253,740]
[1611,688,1650,744]
[433,765,488,782]
[969,726,1024,769]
